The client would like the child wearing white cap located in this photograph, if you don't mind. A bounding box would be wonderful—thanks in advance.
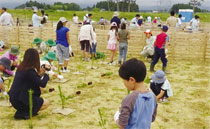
[141,29,156,60]
[150,70,173,102]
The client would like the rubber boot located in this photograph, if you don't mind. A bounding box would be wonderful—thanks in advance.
[150,64,155,72]
[163,66,170,74]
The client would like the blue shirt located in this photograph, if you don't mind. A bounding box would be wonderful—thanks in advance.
[56,27,70,47]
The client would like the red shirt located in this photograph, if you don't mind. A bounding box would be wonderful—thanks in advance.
[155,32,168,49]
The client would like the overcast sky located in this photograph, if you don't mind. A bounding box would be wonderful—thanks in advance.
[0,0,210,10]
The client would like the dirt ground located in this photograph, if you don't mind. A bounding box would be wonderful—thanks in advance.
[0,50,210,129]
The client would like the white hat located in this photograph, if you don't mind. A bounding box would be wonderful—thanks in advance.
[140,16,143,19]
[86,14,89,17]
[113,11,119,17]
[59,17,68,23]
[155,17,157,19]
[144,29,152,34]
[33,9,38,13]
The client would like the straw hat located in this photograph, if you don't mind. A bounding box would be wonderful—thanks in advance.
[113,11,119,17]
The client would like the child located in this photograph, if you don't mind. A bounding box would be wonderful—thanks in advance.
[40,51,63,79]
[0,58,11,96]
[33,38,46,54]
[115,58,157,129]
[1,46,20,77]
[141,29,156,61]
[90,28,97,58]
[150,25,169,73]
[150,70,173,102]
[118,23,130,65]
[107,22,118,65]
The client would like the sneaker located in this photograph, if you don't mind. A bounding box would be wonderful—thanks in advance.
[63,69,70,73]
[162,98,168,103]
[159,99,163,103]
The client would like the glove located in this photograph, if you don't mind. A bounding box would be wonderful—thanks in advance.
[114,111,120,122]
[57,75,64,79]
[3,91,8,96]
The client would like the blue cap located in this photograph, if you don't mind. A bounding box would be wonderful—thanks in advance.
[162,25,168,31]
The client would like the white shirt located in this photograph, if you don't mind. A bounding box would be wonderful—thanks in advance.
[190,18,199,29]
[73,16,79,24]
[92,31,97,44]
[146,36,156,48]
[176,18,182,27]
[32,13,43,27]
[161,79,173,97]
[147,16,152,22]
[130,17,138,27]
[108,30,117,44]
[78,24,94,41]
[0,12,14,26]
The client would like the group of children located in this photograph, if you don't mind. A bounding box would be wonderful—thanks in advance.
[0,13,175,129]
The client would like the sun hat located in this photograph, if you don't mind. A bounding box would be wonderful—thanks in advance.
[86,14,89,17]
[33,38,42,44]
[9,46,20,55]
[140,16,143,19]
[151,70,166,84]
[33,9,38,13]
[0,57,11,70]
[113,11,119,17]
[111,22,117,27]
[144,29,152,34]
[162,25,169,31]
[45,51,57,61]
[45,39,56,47]
[59,17,68,23]
[155,17,157,19]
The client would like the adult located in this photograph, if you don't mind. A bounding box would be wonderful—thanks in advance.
[32,9,43,27]
[147,16,152,23]
[0,7,14,48]
[99,17,107,25]
[166,11,178,27]
[190,15,200,30]
[56,17,70,72]
[73,14,79,24]
[40,10,48,27]
[176,14,182,27]
[111,11,121,28]
[78,20,94,62]
[0,7,14,26]
[130,14,140,27]
[9,48,49,119]
[83,14,88,25]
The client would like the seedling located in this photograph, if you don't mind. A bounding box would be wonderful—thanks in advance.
[77,83,88,89]
[127,89,130,95]
[28,89,34,129]
[101,72,113,77]
[98,108,107,129]
[58,85,65,109]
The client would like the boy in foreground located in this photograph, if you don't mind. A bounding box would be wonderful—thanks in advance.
[115,58,157,129]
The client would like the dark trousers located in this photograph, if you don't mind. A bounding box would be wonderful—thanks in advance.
[150,82,168,98]
[152,47,167,67]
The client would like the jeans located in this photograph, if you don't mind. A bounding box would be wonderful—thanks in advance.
[152,47,167,67]
[119,43,128,63]
[90,43,97,54]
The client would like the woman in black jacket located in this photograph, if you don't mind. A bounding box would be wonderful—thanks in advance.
[9,48,49,119]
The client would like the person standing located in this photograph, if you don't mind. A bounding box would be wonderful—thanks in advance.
[32,9,43,27]
[9,48,49,119]
[56,17,71,72]
[0,7,14,48]
[78,20,94,61]
[118,23,130,65]
[111,12,121,28]
[166,11,178,27]
[176,14,182,27]
[73,14,79,24]
[150,26,169,73]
